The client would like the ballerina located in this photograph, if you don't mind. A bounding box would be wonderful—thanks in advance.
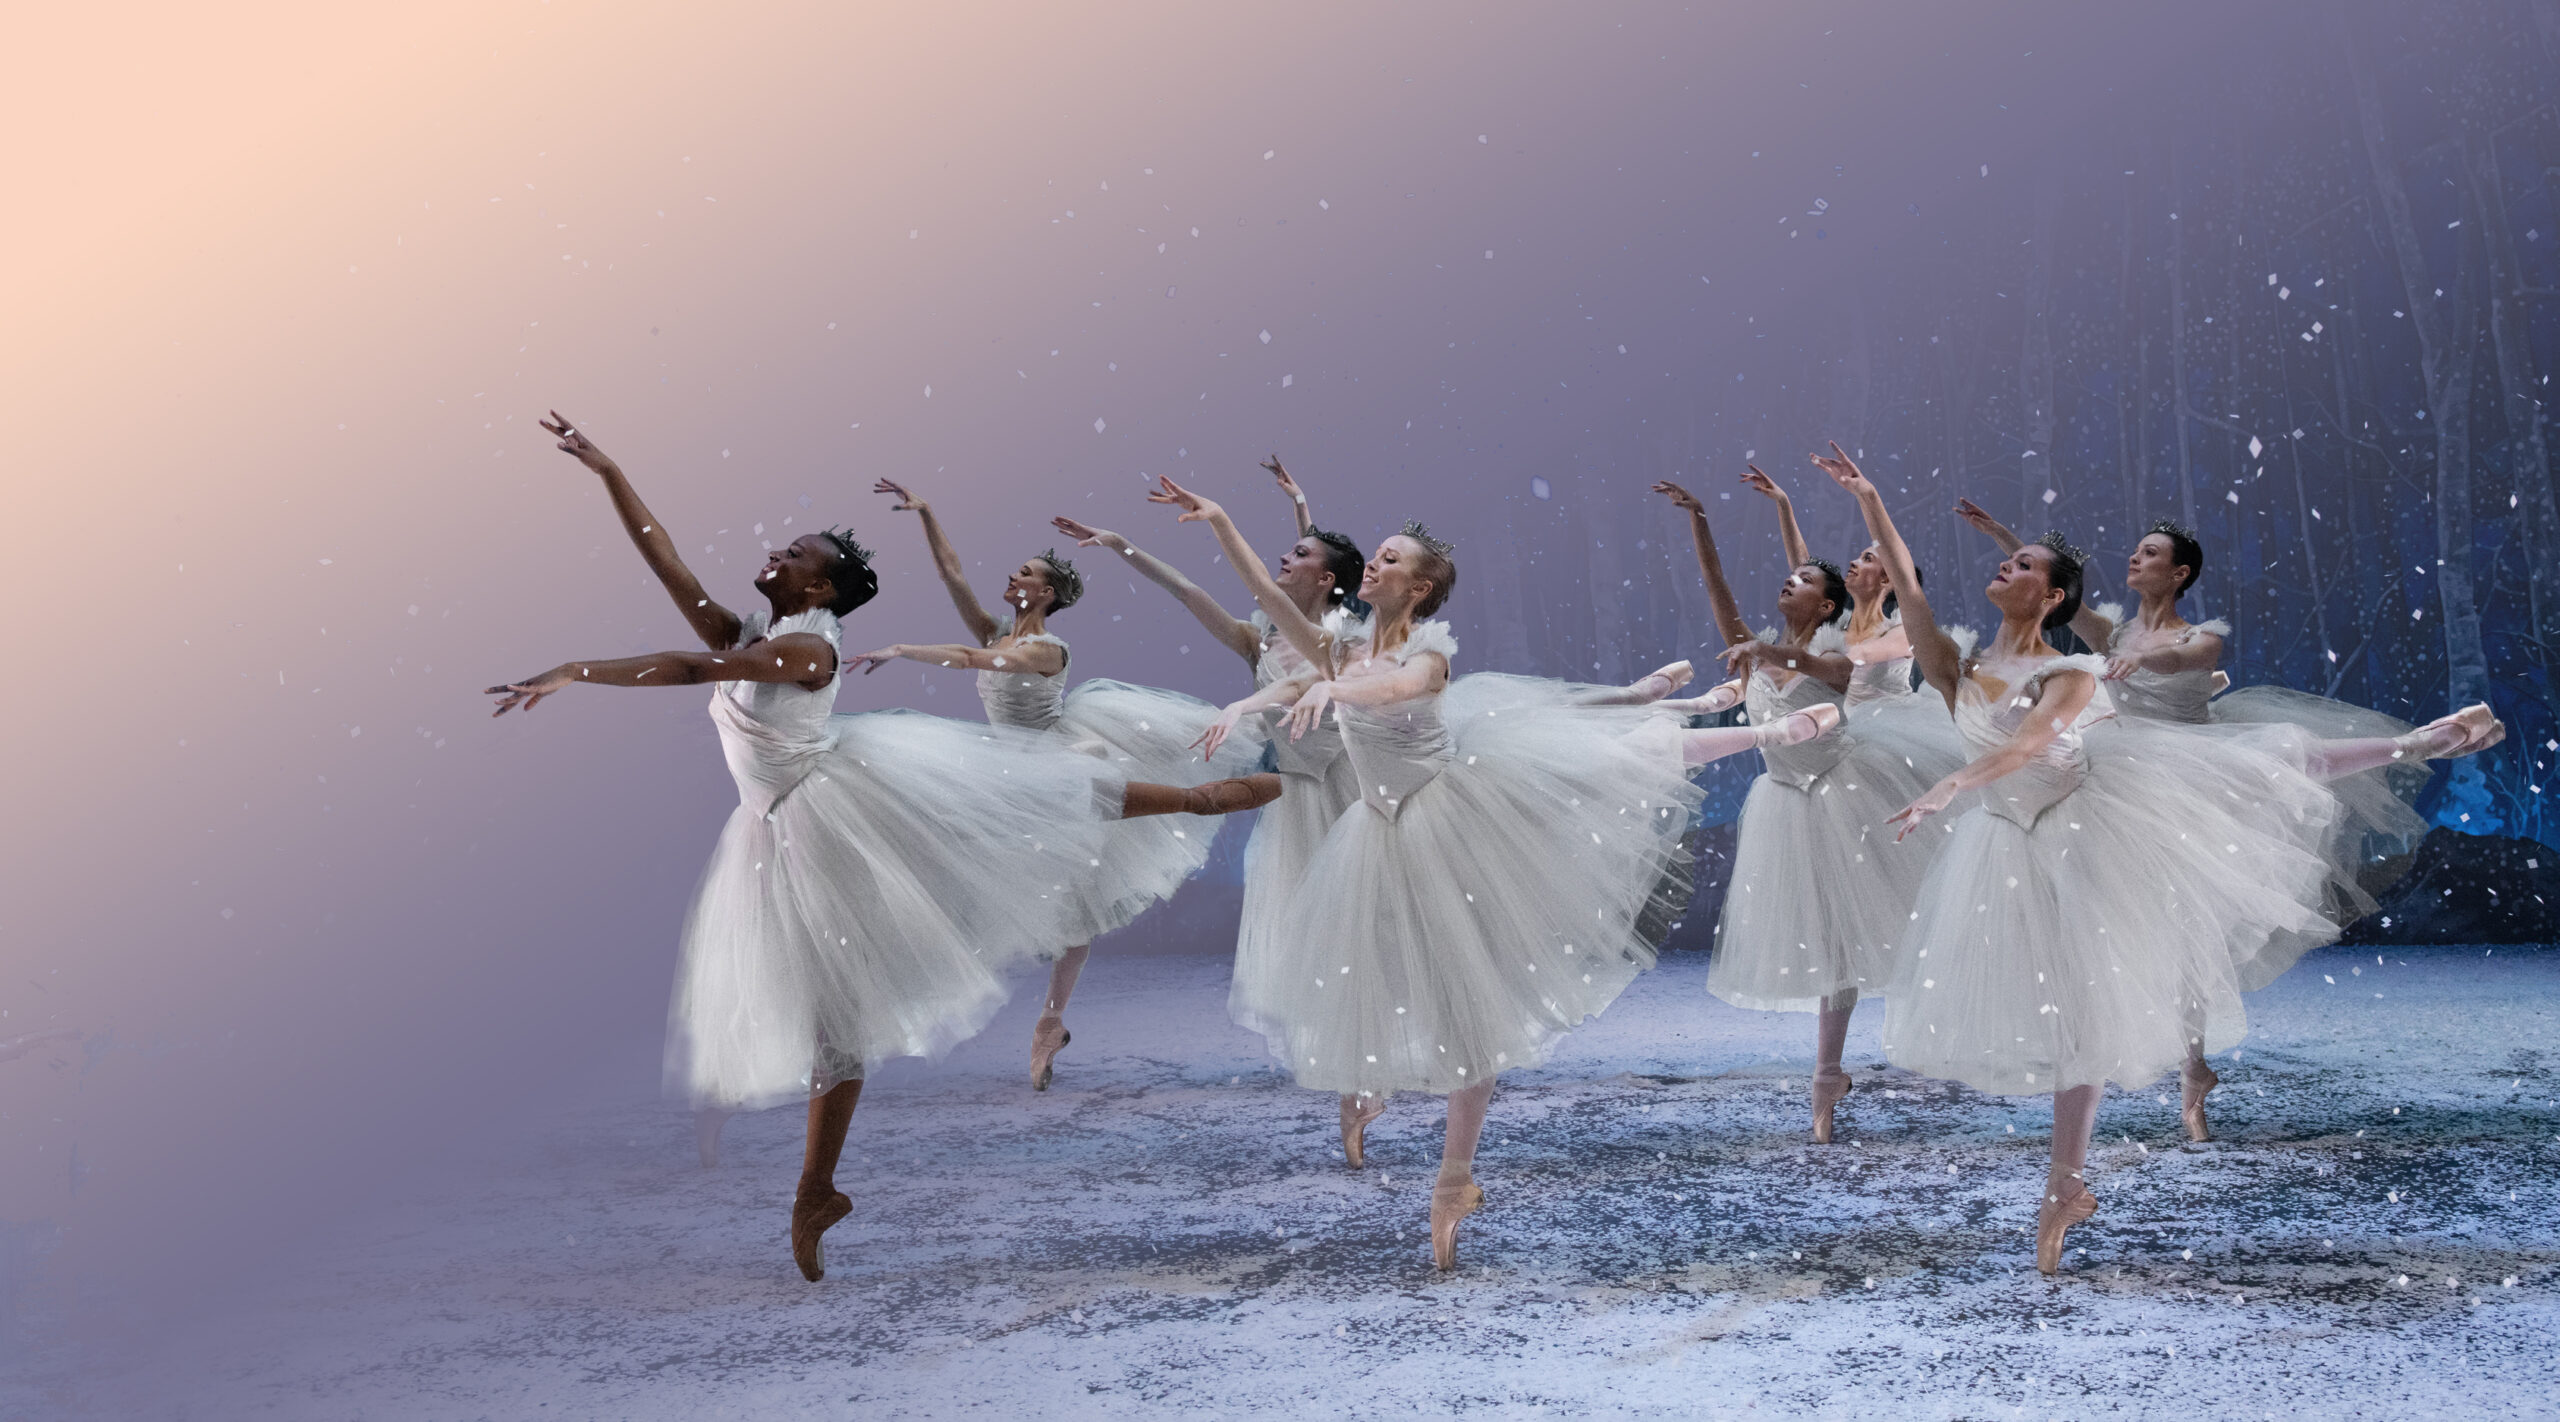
[1819,444,2494,1275]
[1648,467,1961,1144]
[494,416,1278,1281]
[855,477,1256,1091]
[1149,476,1702,1269]
[1951,500,2499,1138]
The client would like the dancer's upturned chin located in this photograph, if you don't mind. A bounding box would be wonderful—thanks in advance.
[491,415,1275,1282]
[1150,475,1701,1270]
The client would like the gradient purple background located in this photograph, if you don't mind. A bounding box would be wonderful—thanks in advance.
[1,0,2327,1345]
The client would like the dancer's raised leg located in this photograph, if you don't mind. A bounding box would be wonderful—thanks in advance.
[2303,704,2502,780]
[792,1079,862,1282]
[2037,1083,2102,1276]
[1432,1078,1496,1270]
[1812,988,1857,1144]
[1680,702,1840,767]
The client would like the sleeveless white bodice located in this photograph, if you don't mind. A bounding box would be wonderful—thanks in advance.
[1334,619,1456,819]
[974,631,1069,731]
[708,608,843,817]
[1952,650,2113,828]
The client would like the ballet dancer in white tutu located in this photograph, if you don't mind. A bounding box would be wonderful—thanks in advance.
[491,416,1277,1281]
[1950,501,2498,1139]
[1148,476,1702,1269]
[1816,444,2496,1274]
[1646,467,1962,1144]
[854,477,1260,1090]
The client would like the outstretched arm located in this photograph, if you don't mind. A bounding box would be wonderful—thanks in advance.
[843,639,1067,677]
[1053,516,1259,664]
[540,412,743,650]
[2106,629,2223,681]
[1264,456,1316,537]
[1194,672,1315,758]
[1818,445,1960,704]
[1281,655,1447,740]
[875,478,1000,646]
[1885,668,2095,840]
[488,632,836,715]
[1651,480,1756,649]
[1740,464,1811,569]
[1148,476,1336,675]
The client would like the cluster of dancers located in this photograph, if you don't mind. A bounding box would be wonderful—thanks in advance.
[490,416,2505,1283]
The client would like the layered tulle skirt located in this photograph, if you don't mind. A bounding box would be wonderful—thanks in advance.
[2212,685,2430,918]
[1229,741,1363,1046]
[1879,718,2344,1096]
[1048,679,1258,944]
[667,710,1124,1110]
[1708,695,1968,1011]
[1254,679,1703,1097]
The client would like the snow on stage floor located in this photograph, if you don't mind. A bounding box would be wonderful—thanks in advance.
[55,944,2560,1418]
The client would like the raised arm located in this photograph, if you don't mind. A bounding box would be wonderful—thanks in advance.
[1651,480,1756,649]
[1885,667,2096,840]
[1739,464,1811,569]
[1264,455,1316,537]
[1817,445,1960,703]
[540,412,743,650]
[1148,476,1336,676]
[842,639,1068,678]
[875,478,1000,646]
[1957,497,2113,649]
[488,632,836,715]
[1053,516,1259,664]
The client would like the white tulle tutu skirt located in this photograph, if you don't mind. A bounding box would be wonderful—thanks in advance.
[1880,719,2343,1096]
[2211,685,2431,910]
[666,711,1123,1110]
[1048,679,1255,944]
[1707,706,1964,1012]
[1230,746,1363,1045]
[1256,679,1703,1097]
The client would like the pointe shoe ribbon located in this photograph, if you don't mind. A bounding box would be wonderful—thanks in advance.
[1182,773,1284,814]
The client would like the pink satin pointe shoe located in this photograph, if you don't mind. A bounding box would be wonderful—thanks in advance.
[791,1189,853,1283]
[1810,1068,1854,1145]
[1030,1016,1072,1092]
[1753,702,1840,749]
[1431,1172,1487,1272]
[1340,1092,1388,1169]
[1629,660,1696,703]
[2034,1177,2097,1277]
[2180,1059,2219,1143]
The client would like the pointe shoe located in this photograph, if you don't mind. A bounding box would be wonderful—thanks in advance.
[1181,773,1285,814]
[1810,1068,1854,1145]
[1431,1174,1487,1272]
[1341,1093,1389,1169]
[1629,661,1696,703]
[1751,702,1840,749]
[791,1189,853,1283]
[2180,1059,2219,1143]
[2034,1178,2097,1277]
[1030,1016,1072,1092]
[2405,703,2504,760]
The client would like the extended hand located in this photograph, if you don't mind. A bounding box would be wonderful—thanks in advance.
[487,664,577,716]
[847,646,904,674]
[1951,496,2009,539]
[1146,475,1223,524]
[873,478,925,512]
[538,411,616,475]
[1809,442,1873,496]
[1286,681,1336,741]
[2102,655,2142,682]
[1650,479,1704,513]
[1885,778,1960,841]
[1194,702,1249,759]
[1739,464,1786,501]
[1263,455,1303,501]
[1051,515,1122,550]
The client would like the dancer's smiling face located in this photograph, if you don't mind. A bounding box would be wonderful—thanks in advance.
[2125,532,2197,600]
[1987,545,2069,627]
[1776,562,1842,627]
[1275,536,1339,608]
[1360,534,1449,618]
[755,536,841,614]
[1004,560,1060,615]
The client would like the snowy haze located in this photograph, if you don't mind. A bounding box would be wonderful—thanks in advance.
[3,0,2543,1367]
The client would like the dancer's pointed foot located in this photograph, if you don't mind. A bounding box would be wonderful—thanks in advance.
[1430,1170,1486,1272]
[1810,1068,1854,1145]
[1340,1092,1389,1169]
[2034,1176,2097,1277]
[1030,1015,1072,1092]
[1752,701,1840,749]
[2180,1059,2220,1143]
[790,1189,853,1282]
[2405,703,2505,760]
[1182,773,1284,815]
[1627,660,1696,704]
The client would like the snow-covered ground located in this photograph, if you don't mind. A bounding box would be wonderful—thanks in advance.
[20,943,2560,1419]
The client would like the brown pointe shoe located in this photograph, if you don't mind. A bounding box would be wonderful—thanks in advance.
[1341,1092,1388,1169]
[1810,1068,1854,1145]
[1030,1016,1071,1092]
[2034,1178,2097,1277]
[2180,1060,2220,1143]
[1182,773,1284,815]
[1430,1175,1487,1272]
[791,1190,853,1283]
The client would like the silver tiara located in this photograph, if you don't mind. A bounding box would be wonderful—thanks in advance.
[1035,547,1085,609]
[2033,530,2087,570]
[1399,519,1456,561]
